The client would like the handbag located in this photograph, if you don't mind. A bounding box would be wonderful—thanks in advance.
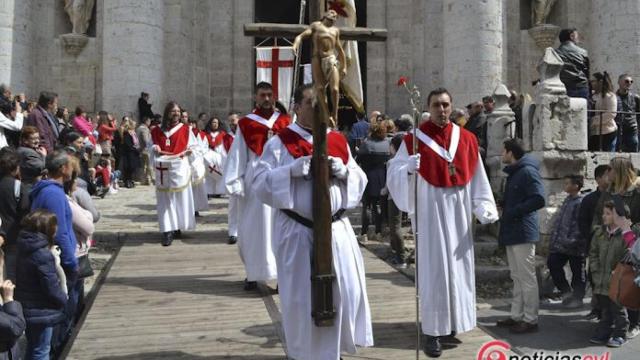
[77,254,94,278]
[609,252,640,309]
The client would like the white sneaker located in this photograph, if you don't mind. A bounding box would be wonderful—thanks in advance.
[628,326,640,339]
[358,234,368,245]
[108,186,119,194]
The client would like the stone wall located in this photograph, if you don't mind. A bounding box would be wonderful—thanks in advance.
[589,0,640,80]
[207,0,254,118]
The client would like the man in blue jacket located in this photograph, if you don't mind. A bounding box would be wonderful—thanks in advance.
[29,150,77,351]
[496,138,546,334]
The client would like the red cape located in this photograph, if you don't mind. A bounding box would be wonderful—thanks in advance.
[278,126,349,164]
[404,121,479,187]
[206,130,234,152]
[151,123,191,155]
[238,109,291,156]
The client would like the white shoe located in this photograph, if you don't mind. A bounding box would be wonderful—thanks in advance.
[108,186,119,194]
[358,234,368,245]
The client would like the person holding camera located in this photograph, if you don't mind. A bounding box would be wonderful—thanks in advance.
[0,98,23,149]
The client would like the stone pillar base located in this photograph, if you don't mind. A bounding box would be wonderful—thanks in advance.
[528,24,560,49]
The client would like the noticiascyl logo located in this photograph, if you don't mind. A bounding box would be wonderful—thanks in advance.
[477,340,511,360]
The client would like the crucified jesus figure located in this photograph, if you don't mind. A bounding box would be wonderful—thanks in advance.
[293,10,347,127]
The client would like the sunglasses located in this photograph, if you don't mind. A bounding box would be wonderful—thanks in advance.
[625,79,634,84]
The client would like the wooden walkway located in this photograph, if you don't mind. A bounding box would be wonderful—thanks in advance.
[66,186,496,359]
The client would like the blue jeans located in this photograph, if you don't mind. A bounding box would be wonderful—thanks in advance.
[620,131,639,152]
[566,87,590,100]
[25,324,53,360]
[52,272,81,354]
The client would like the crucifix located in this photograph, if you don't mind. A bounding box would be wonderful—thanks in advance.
[244,0,387,327]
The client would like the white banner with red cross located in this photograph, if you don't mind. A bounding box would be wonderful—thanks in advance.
[256,46,295,106]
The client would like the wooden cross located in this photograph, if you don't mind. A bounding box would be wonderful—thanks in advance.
[244,0,387,327]
[244,4,387,42]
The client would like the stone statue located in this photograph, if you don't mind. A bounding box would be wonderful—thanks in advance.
[63,0,96,35]
[293,10,347,127]
[532,0,556,26]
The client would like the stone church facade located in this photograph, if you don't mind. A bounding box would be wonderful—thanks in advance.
[1,0,638,119]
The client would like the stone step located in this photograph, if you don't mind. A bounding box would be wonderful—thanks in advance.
[475,234,498,243]
[476,265,510,282]
[475,242,501,258]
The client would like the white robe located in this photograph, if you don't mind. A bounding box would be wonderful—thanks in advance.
[190,131,209,212]
[227,194,239,237]
[252,126,373,360]
[386,141,498,336]
[223,126,277,282]
[206,131,228,195]
[152,128,199,233]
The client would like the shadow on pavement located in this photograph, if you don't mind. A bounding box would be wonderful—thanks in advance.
[107,274,262,299]
[366,272,414,288]
[95,352,284,360]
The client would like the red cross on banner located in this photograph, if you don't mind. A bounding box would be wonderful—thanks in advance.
[256,47,295,106]
[156,164,169,186]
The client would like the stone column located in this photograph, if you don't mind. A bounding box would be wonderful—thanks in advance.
[102,0,165,117]
[0,0,34,93]
[0,0,17,86]
[163,0,196,111]
[366,0,386,113]
[231,0,254,113]
[590,0,640,81]
[209,0,233,116]
[443,0,503,107]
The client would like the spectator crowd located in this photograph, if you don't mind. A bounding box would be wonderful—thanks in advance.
[0,84,247,359]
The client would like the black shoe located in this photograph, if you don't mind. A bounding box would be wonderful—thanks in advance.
[173,230,182,238]
[161,232,173,246]
[423,335,442,358]
[195,211,201,217]
[98,188,108,199]
[496,318,519,327]
[228,236,238,244]
[243,279,257,291]
[586,309,601,321]
[510,321,538,334]
[441,331,461,345]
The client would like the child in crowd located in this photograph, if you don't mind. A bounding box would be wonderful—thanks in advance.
[15,210,68,360]
[547,175,587,308]
[589,201,636,348]
[94,157,120,196]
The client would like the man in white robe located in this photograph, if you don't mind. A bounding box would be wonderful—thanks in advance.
[226,114,240,244]
[386,88,499,357]
[187,118,209,215]
[253,84,373,360]
[151,102,198,246]
[204,121,232,197]
[223,82,290,290]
